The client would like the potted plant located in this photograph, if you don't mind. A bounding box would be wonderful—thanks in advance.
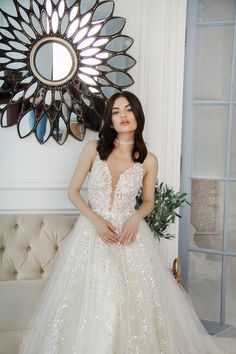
[135,181,190,241]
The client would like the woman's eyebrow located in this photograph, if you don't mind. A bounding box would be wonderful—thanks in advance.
[112,104,131,110]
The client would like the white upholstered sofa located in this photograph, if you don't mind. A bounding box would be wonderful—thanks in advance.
[0,214,77,354]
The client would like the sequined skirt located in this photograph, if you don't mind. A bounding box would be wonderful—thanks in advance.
[19,213,224,354]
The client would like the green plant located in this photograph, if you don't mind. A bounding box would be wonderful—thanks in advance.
[135,181,190,240]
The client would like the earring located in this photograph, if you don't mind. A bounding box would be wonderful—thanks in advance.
[110,124,114,128]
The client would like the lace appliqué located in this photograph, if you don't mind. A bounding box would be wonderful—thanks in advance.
[87,153,143,234]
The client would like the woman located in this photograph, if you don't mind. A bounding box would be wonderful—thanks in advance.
[68,91,157,247]
[19,91,224,353]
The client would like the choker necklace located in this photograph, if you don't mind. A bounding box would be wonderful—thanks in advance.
[114,138,134,145]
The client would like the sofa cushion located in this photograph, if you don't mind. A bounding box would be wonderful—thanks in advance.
[0,214,77,280]
[0,279,48,331]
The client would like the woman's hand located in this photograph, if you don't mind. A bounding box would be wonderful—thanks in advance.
[118,214,140,246]
[94,217,120,245]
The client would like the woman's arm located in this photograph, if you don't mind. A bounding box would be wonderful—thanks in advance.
[67,140,119,244]
[67,140,100,224]
[133,152,158,221]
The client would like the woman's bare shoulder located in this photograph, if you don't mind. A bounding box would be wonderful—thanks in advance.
[84,139,99,149]
[144,151,158,165]
[83,139,99,153]
[142,151,158,175]
[80,139,98,162]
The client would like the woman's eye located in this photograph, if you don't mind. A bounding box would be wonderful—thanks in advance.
[127,108,133,112]
[112,111,119,115]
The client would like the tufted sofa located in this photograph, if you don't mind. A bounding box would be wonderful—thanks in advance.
[0,214,78,354]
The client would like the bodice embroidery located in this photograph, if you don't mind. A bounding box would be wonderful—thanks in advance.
[87,153,143,231]
[99,158,139,211]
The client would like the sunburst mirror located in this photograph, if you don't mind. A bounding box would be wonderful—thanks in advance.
[0,0,136,144]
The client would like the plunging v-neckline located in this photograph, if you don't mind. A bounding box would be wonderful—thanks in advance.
[97,154,138,211]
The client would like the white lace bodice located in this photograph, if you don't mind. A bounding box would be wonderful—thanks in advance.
[87,153,143,232]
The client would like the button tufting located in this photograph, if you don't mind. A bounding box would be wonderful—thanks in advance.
[15,224,19,229]
[26,246,31,251]
[55,245,58,251]
[40,268,44,274]
[0,246,5,252]
[40,222,44,227]
[14,270,18,277]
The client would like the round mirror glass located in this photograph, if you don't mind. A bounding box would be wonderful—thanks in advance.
[35,42,73,82]
[30,37,78,86]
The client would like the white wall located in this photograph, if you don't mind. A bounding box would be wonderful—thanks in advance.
[0,0,187,264]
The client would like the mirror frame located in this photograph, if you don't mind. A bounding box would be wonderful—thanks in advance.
[0,0,136,144]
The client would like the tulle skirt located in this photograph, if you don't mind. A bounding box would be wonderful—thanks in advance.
[19,213,228,354]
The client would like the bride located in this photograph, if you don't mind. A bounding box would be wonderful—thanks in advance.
[19,91,226,353]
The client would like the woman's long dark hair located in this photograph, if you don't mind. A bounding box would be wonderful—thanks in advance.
[97,91,147,163]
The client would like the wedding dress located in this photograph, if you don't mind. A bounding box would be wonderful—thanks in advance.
[19,152,228,354]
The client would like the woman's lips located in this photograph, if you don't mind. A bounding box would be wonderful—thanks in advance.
[120,120,129,125]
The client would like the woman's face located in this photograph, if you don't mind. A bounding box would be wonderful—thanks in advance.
[111,96,137,134]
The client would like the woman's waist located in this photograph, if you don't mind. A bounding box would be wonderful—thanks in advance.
[91,207,134,231]
[91,206,134,217]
